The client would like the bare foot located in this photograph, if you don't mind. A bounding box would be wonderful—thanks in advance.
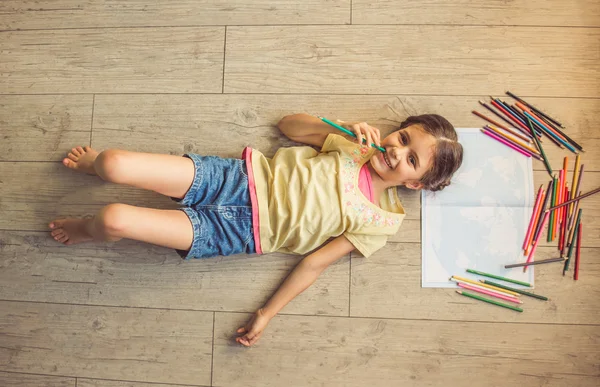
[49,218,94,245]
[63,146,99,175]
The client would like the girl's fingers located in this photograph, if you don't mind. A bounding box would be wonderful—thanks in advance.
[237,327,246,333]
[352,124,363,146]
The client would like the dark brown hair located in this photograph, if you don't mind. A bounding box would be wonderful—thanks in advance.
[398,114,463,192]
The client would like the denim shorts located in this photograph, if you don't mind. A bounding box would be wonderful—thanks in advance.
[172,154,256,259]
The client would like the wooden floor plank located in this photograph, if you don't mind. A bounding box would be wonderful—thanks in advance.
[0,302,213,385]
[78,378,207,387]
[350,243,600,324]
[353,0,600,27]
[1,28,224,94]
[0,1,350,30]
[213,312,600,387]
[224,26,600,97]
[0,372,75,387]
[0,230,350,315]
[0,95,92,162]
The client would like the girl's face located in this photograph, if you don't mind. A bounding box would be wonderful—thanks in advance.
[369,124,437,189]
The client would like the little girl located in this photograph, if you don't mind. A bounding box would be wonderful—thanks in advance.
[49,113,463,347]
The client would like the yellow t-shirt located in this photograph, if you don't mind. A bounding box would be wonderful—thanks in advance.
[250,133,405,257]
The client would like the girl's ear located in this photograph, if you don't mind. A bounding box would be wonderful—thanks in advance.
[405,181,424,190]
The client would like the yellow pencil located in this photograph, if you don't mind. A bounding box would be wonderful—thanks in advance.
[568,155,581,220]
[451,276,520,297]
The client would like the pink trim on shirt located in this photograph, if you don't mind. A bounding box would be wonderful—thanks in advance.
[242,147,263,254]
[358,164,375,204]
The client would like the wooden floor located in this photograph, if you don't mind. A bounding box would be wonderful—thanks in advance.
[1,1,599,386]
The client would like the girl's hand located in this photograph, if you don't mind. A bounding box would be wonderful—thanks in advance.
[336,120,382,149]
[235,308,271,347]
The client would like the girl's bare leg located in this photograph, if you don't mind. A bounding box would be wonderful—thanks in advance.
[49,203,193,250]
[61,146,195,199]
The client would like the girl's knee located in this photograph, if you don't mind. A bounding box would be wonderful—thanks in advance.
[97,203,130,237]
[95,149,126,183]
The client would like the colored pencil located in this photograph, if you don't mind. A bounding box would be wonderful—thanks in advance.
[480,280,548,301]
[451,276,521,296]
[565,192,581,250]
[554,170,563,241]
[523,185,544,251]
[456,290,523,312]
[574,223,582,280]
[547,187,600,212]
[523,111,577,153]
[530,180,553,254]
[567,164,585,232]
[525,116,553,176]
[483,126,541,159]
[465,269,531,287]
[481,129,531,157]
[526,188,546,255]
[568,156,582,221]
[563,208,582,275]
[478,101,532,141]
[505,257,565,268]
[548,175,557,242]
[525,211,550,271]
[318,116,385,152]
[485,125,539,155]
[561,157,569,221]
[506,91,565,128]
[472,110,517,136]
[457,282,523,304]
[559,186,569,253]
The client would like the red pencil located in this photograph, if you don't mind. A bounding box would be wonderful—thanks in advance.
[574,223,582,280]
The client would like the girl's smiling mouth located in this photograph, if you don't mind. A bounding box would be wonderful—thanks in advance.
[381,151,393,168]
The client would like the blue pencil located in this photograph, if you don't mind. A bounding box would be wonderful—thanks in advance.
[318,116,386,152]
[523,111,577,153]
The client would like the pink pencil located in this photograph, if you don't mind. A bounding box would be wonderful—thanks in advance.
[523,185,544,250]
[481,129,531,157]
[524,211,550,273]
[457,282,523,304]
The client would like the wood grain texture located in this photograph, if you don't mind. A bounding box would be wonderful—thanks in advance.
[0,302,213,385]
[0,95,92,161]
[78,379,207,387]
[350,243,600,323]
[0,1,350,30]
[0,28,224,94]
[353,0,600,27]
[224,26,600,96]
[0,372,75,387]
[0,230,350,315]
[213,312,600,387]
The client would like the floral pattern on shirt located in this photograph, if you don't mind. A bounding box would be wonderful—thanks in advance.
[341,147,402,228]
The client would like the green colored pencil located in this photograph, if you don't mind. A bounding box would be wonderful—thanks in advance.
[456,290,524,312]
[548,175,557,242]
[318,116,386,152]
[481,280,548,301]
[466,269,531,287]
[563,208,583,275]
[526,116,553,177]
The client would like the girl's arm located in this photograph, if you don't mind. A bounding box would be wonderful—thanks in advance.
[277,113,337,148]
[277,113,382,150]
[235,235,356,346]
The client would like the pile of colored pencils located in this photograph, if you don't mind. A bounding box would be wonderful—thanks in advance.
[472,92,600,280]
[452,269,548,313]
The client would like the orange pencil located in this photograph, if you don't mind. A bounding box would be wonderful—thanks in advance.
[561,157,568,222]
[554,170,563,241]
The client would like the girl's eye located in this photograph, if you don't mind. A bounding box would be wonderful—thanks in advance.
[400,133,406,144]
[409,156,416,167]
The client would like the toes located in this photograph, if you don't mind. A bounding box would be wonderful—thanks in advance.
[67,152,78,162]
[83,146,92,152]
[71,147,81,157]
[76,146,85,155]
[57,234,69,243]
[51,229,61,237]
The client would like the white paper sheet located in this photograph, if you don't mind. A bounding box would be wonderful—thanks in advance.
[421,128,535,288]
